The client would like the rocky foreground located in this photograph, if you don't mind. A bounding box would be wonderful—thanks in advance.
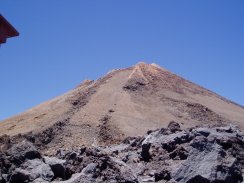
[1,122,244,183]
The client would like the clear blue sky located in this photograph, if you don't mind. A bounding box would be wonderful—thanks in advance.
[0,1,243,120]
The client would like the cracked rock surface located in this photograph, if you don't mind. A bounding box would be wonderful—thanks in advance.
[1,122,244,183]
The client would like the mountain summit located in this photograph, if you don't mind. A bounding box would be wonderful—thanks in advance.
[1,62,244,152]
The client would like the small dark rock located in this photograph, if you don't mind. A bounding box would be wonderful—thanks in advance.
[141,143,151,162]
[186,175,210,183]
[161,142,177,152]
[80,146,86,155]
[168,121,181,133]
[169,146,188,160]
[9,170,30,183]
[108,109,115,113]
[155,169,171,182]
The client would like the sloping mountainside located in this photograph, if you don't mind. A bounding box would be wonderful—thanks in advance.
[0,62,244,154]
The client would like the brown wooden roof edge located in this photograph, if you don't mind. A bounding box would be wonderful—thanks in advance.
[0,14,19,37]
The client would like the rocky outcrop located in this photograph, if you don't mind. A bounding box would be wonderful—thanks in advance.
[1,122,244,183]
[9,159,54,183]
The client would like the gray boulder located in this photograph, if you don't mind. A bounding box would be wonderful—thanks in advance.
[81,163,97,178]
[9,159,54,183]
[52,173,91,183]
[8,140,41,165]
[143,129,192,152]
[109,157,138,183]
[172,138,243,183]
[44,156,66,179]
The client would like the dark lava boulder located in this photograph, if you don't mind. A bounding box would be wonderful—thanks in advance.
[7,140,41,165]
[44,156,66,180]
[9,159,53,183]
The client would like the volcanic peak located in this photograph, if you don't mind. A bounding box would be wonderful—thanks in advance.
[1,62,244,152]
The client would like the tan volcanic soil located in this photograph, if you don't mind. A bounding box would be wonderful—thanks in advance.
[0,62,244,153]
